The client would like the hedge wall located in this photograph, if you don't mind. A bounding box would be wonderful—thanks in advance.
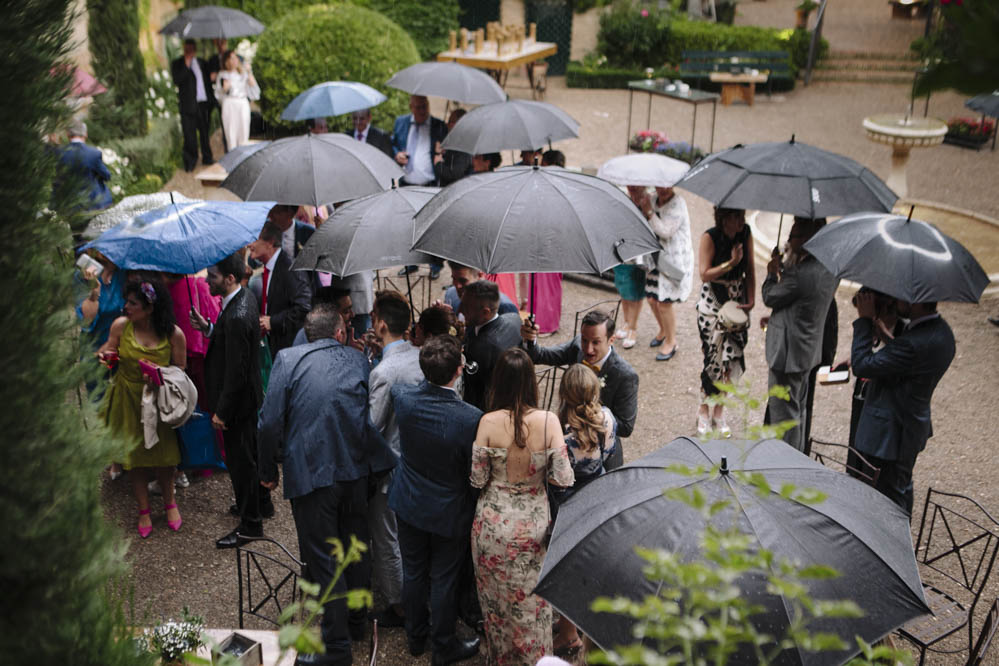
[253,4,419,131]
[88,0,148,138]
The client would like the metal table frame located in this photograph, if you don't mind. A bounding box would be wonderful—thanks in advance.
[625,81,719,157]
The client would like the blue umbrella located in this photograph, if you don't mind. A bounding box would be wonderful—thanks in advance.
[82,199,275,274]
[280,81,387,122]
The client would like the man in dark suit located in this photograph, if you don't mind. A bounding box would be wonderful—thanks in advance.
[521,309,639,470]
[389,335,481,665]
[460,280,523,411]
[259,304,395,662]
[393,94,448,278]
[851,294,955,514]
[433,109,472,187]
[248,221,312,357]
[56,121,112,211]
[347,108,393,158]
[189,253,265,547]
[171,39,214,172]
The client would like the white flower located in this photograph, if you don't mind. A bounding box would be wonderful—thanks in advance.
[599,376,606,389]
[111,184,122,195]
[163,111,171,119]
[122,157,129,166]
[147,109,153,118]
[153,71,160,82]
[155,97,165,109]
[149,87,156,98]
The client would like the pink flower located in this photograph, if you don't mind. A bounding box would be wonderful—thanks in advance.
[640,8,649,16]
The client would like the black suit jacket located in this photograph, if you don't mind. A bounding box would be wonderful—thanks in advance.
[388,381,483,538]
[463,313,523,410]
[257,250,312,357]
[205,287,262,425]
[344,126,394,159]
[523,338,640,440]
[170,56,211,115]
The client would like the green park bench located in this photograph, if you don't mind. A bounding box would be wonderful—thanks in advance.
[679,50,793,97]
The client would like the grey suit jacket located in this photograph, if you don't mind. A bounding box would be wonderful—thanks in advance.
[762,258,839,373]
[522,339,639,440]
[463,312,523,409]
[851,315,955,461]
[369,340,424,456]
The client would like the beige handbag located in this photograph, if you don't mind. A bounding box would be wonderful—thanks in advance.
[717,300,749,332]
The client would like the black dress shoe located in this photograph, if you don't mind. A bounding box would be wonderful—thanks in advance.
[215,525,263,549]
[408,636,427,657]
[459,614,485,635]
[431,637,480,665]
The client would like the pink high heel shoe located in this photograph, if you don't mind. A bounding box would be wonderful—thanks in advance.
[137,508,153,539]
[165,503,182,532]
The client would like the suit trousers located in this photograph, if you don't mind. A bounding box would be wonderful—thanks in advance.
[855,450,917,516]
[367,483,403,606]
[767,368,810,452]
[180,101,213,170]
[397,518,466,653]
[222,417,262,531]
[292,479,370,663]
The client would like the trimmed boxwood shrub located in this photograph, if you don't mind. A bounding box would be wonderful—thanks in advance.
[597,2,673,69]
[253,4,420,131]
[88,0,148,137]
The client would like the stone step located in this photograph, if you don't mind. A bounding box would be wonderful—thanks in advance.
[816,59,920,73]
[827,50,920,61]
[809,71,916,84]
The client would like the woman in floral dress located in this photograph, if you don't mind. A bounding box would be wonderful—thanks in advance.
[470,348,574,665]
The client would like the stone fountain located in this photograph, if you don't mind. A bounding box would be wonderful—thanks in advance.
[863,112,947,198]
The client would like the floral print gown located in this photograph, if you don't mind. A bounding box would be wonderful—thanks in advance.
[470,444,574,665]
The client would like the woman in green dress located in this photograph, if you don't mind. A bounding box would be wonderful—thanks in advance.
[98,280,187,538]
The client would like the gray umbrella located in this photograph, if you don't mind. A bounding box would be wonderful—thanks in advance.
[82,191,193,240]
[386,61,506,105]
[218,141,270,172]
[439,100,580,154]
[535,438,929,664]
[965,91,999,117]
[803,210,989,303]
[221,133,403,207]
[160,6,264,39]
[676,137,897,219]
[412,166,660,274]
[292,185,439,277]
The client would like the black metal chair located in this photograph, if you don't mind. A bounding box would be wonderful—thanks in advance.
[535,365,563,412]
[897,489,999,665]
[808,437,881,487]
[967,599,999,666]
[573,299,621,338]
[235,535,305,629]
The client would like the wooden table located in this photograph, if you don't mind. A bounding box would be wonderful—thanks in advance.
[436,41,557,99]
[626,80,719,157]
[709,72,769,106]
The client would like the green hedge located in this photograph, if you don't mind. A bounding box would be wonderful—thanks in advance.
[566,61,797,92]
[253,4,419,132]
[107,117,182,188]
[88,0,147,138]
[597,2,673,69]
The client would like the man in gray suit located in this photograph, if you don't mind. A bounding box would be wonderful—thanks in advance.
[521,310,639,470]
[761,217,839,452]
[366,292,423,629]
[460,280,523,410]
[851,294,955,514]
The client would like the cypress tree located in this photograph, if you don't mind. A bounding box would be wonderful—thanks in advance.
[88,0,148,138]
[0,2,152,664]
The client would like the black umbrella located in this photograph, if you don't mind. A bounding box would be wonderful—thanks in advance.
[160,6,264,39]
[218,141,270,173]
[221,133,403,207]
[965,91,999,117]
[412,166,660,274]
[536,437,929,665]
[803,210,989,304]
[439,100,579,154]
[675,137,897,220]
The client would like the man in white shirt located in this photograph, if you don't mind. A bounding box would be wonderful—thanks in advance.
[170,39,214,172]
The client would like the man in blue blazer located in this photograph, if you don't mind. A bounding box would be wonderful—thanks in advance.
[57,121,112,211]
[389,335,481,665]
[258,304,396,661]
[851,294,955,514]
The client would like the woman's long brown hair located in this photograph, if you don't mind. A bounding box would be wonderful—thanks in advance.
[487,348,539,449]
[558,364,607,452]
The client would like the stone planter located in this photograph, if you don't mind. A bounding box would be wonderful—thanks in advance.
[943,132,992,151]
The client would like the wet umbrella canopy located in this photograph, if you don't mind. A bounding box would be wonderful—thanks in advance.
[440,100,579,154]
[280,81,386,122]
[82,192,193,240]
[535,437,929,665]
[386,61,506,105]
[160,5,264,39]
[675,137,897,219]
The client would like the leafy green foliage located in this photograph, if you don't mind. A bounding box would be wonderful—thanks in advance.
[0,0,153,663]
[702,379,798,442]
[106,117,183,189]
[911,0,999,96]
[184,0,322,28]
[88,0,148,137]
[252,3,420,132]
[360,0,460,61]
[597,1,674,69]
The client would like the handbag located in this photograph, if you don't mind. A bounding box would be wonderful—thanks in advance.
[177,410,226,470]
[717,300,749,332]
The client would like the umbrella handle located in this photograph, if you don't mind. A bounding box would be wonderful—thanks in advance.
[404,270,418,322]
[530,272,536,321]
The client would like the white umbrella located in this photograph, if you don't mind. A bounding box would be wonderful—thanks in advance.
[597,153,690,188]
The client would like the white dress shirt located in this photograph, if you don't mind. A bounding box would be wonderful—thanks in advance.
[281,225,296,259]
[190,59,208,102]
[405,117,434,185]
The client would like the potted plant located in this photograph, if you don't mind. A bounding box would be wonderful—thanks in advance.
[795,0,819,29]
[138,609,205,665]
[944,116,996,150]
[629,129,670,153]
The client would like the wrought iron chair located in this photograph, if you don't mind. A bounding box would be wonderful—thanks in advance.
[808,437,881,487]
[573,299,622,338]
[967,599,999,666]
[235,535,305,629]
[897,488,999,665]
[536,365,564,412]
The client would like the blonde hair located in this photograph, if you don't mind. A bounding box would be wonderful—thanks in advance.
[558,364,607,453]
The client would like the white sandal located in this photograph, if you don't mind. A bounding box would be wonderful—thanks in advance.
[621,331,637,349]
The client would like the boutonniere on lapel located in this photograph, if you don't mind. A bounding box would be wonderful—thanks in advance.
[599,376,606,389]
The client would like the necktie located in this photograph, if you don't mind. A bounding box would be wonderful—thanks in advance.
[583,361,600,375]
[356,131,363,141]
[261,267,270,315]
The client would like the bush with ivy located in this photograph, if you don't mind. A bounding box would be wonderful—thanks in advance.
[253,3,419,132]
[88,0,148,138]
[597,1,674,69]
